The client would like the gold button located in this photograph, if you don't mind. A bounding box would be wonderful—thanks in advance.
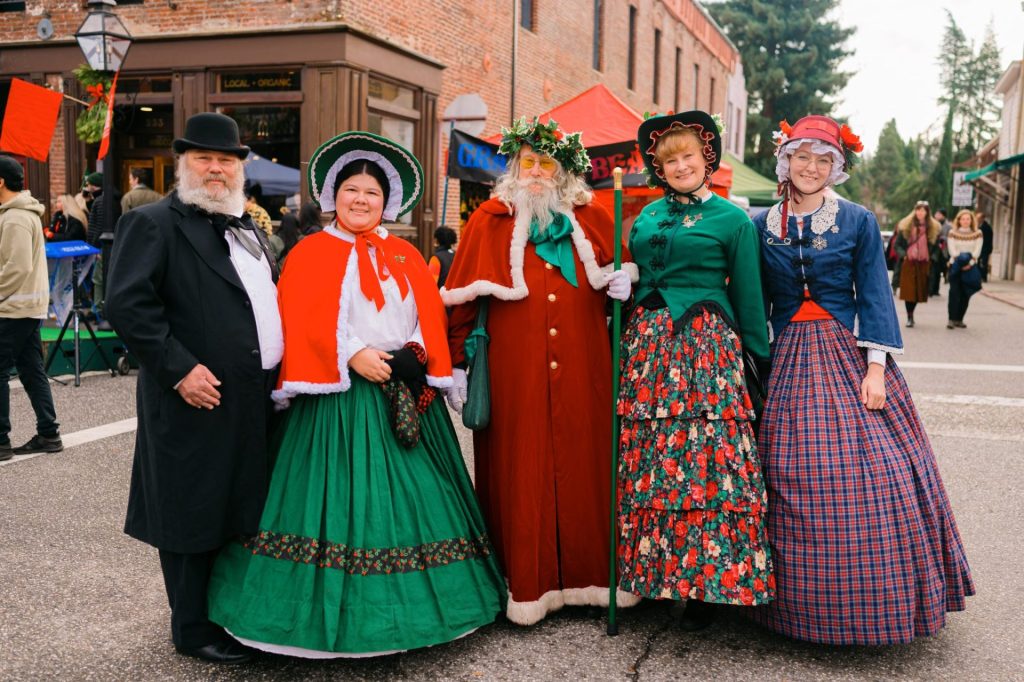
[549,328,557,337]
[547,293,556,302]
[545,262,554,270]
[550,361,558,370]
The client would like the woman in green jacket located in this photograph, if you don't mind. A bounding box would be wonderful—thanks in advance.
[616,111,773,630]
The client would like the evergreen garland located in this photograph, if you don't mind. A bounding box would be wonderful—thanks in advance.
[73,64,113,144]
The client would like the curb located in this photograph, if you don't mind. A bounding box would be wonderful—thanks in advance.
[981,290,1024,312]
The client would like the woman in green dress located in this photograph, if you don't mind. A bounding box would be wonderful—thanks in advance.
[616,111,774,630]
[207,131,506,657]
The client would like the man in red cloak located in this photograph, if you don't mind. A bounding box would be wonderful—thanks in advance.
[442,118,640,625]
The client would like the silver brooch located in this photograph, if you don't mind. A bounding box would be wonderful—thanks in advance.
[812,235,828,251]
[682,212,703,228]
[830,225,840,233]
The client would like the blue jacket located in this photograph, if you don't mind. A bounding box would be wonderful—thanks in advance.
[753,195,903,354]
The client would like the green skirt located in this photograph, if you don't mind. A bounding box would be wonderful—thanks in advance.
[208,377,507,657]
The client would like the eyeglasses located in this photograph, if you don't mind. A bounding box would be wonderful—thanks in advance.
[790,153,834,171]
[519,156,557,171]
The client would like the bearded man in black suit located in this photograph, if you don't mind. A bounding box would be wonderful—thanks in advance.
[106,112,281,664]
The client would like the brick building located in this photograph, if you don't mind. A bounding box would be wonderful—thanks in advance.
[0,0,744,252]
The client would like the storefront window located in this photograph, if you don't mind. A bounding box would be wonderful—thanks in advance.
[368,78,415,109]
[117,76,173,95]
[216,105,301,218]
[368,77,419,227]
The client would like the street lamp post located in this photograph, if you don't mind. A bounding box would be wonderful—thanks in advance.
[75,0,132,74]
[74,0,132,325]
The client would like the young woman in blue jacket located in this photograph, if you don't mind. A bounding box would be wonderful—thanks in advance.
[750,115,974,645]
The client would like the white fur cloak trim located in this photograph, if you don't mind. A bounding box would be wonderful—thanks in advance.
[270,247,360,409]
[505,586,642,626]
[441,207,627,306]
[426,374,454,389]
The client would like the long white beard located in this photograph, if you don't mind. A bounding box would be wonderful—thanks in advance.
[510,178,565,232]
[176,159,246,216]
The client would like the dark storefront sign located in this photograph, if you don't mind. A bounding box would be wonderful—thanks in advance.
[446,129,648,189]
[586,141,646,189]
[447,129,506,185]
[219,71,301,92]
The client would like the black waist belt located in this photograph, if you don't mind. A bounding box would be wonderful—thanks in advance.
[638,291,668,309]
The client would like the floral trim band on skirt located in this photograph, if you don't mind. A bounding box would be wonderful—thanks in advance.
[242,531,494,575]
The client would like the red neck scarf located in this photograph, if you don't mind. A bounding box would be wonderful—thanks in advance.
[344,225,410,310]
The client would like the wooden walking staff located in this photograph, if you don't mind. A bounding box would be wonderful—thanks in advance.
[607,166,624,636]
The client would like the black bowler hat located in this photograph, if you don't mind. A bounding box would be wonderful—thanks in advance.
[172,112,250,158]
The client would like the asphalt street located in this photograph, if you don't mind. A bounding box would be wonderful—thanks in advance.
[2,280,1023,681]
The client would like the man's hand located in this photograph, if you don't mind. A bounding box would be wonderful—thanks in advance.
[348,348,393,383]
[446,368,468,414]
[605,269,632,301]
[860,363,886,410]
[177,364,222,410]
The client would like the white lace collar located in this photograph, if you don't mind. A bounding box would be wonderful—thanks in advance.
[766,193,840,240]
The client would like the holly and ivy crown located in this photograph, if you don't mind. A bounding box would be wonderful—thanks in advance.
[498,117,591,176]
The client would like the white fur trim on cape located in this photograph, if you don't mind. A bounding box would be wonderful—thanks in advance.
[441,208,616,306]
[505,586,642,626]
[426,374,454,389]
[270,239,360,409]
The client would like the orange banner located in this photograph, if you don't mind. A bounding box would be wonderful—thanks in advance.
[97,71,119,161]
[0,78,63,162]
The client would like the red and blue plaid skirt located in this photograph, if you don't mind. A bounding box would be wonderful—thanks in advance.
[616,304,775,606]
[750,318,974,644]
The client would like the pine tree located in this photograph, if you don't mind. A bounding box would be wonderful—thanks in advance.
[707,0,854,177]
[937,13,1002,159]
[928,108,955,212]
[960,23,1002,158]
[868,120,907,224]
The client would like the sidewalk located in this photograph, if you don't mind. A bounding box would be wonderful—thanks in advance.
[981,278,1024,311]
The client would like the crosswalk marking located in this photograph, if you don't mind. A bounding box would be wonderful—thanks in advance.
[917,394,1024,408]
[0,418,137,468]
[898,361,1024,373]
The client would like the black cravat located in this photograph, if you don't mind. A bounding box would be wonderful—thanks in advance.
[210,212,263,260]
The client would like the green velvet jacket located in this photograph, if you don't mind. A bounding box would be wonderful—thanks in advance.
[628,193,770,359]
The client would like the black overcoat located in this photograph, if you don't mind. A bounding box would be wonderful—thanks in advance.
[106,193,273,553]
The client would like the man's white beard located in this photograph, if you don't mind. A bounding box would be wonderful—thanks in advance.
[510,177,564,232]
[176,160,245,216]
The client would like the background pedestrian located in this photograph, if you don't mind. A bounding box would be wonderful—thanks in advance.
[975,210,993,282]
[46,194,88,242]
[0,155,62,461]
[428,225,457,287]
[930,207,952,296]
[946,209,984,328]
[895,200,939,327]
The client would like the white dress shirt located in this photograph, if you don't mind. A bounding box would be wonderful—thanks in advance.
[325,225,424,363]
[225,226,284,369]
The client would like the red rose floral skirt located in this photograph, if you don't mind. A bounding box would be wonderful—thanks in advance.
[616,304,775,606]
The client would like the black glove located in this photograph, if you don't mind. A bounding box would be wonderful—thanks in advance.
[386,346,427,394]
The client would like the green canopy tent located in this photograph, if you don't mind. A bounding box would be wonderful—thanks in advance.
[724,152,778,207]
[964,151,1024,182]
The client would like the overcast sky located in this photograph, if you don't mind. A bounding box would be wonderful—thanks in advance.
[832,0,1024,154]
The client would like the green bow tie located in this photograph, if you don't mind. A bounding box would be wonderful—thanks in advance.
[528,212,578,287]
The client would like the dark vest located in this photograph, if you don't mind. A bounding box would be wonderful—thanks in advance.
[434,247,455,288]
